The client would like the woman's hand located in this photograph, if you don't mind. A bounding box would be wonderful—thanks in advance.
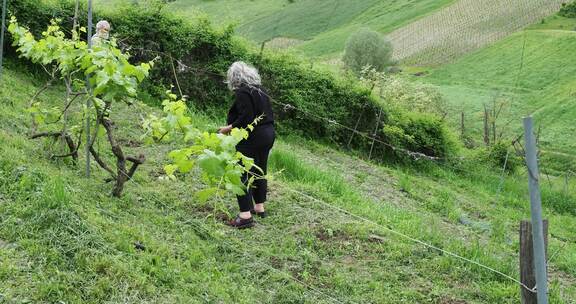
[218,125,233,135]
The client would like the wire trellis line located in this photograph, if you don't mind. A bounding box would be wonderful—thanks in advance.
[286,187,537,294]
[116,159,537,298]
[107,126,539,296]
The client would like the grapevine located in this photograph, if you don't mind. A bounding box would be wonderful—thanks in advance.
[9,16,151,196]
[9,17,257,200]
[142,92,261,203]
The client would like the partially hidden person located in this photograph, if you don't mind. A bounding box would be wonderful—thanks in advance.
[91,20,110,45]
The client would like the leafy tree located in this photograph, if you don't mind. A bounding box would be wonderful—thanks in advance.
[342,28,393,75]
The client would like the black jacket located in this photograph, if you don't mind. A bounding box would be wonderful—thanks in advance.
[227,86,274,129]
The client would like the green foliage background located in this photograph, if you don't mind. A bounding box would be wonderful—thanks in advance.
[2,0,456,160]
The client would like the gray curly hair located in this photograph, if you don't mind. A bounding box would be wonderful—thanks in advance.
[96,20,110,31]
[225,61,261,91]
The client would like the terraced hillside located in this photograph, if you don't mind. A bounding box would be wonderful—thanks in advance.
[3,1,576,303]
[388,0,565,65]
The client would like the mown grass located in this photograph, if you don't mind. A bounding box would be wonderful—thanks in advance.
[269,141,576,302]
[1,63,575,303]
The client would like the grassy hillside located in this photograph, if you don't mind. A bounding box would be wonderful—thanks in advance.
[94,0,455,59]
[386,0,565,65]
[1,60,576,303]
[419,18,576,168]
[95,0,565,64]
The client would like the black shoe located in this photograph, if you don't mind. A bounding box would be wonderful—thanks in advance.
[228,215,255,229]
[250,209,267,218]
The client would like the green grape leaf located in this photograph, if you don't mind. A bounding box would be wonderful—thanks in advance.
[164,164,178,178]
[195,188,219,203]
[225,183,246,196]
[197,151,226,177]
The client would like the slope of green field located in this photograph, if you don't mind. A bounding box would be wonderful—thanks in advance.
[386,0,564,65]
[94,0,455,58]
[421,24,576,163]
[1,60,576,302]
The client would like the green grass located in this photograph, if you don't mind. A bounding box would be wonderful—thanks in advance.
[528,14,576,31]
[418,24,576,167]
[1,63,575,303]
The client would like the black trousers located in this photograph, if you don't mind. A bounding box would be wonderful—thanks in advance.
[236,125,275,212]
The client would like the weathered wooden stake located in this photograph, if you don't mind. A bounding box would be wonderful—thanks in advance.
[483,104,490,146]
[259,40,266,59]
[492,100,497,144]
[519,220,548,304]
[460,111,465,139]
[347,109,364,149]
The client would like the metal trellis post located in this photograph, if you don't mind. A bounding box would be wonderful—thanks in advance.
[85,0,93,177]
[523,116,548,304]
[0,0,8,82]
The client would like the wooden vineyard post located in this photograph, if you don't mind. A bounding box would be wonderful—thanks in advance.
[460,111,465,139]
[522,116,549,304]
[259,40,267,60]
[564,171,572,196]
[519,220,548,304]
[483,104,490,146]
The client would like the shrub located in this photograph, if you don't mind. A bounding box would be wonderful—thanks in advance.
[342,28,394,74]
[480,141,521,172]
[256,53,378,142]
[559,1,576,18]
[380,111,458,161]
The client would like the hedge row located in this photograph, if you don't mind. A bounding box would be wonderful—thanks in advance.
[2,0,457,161]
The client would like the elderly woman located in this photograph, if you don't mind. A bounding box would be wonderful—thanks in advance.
[91,20,110,45]
[219,62,275,229]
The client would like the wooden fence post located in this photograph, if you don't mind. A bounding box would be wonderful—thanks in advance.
[519,220,548,304]
[259,40,267,59]
[483,104,490,146]
[460,111,465,139]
